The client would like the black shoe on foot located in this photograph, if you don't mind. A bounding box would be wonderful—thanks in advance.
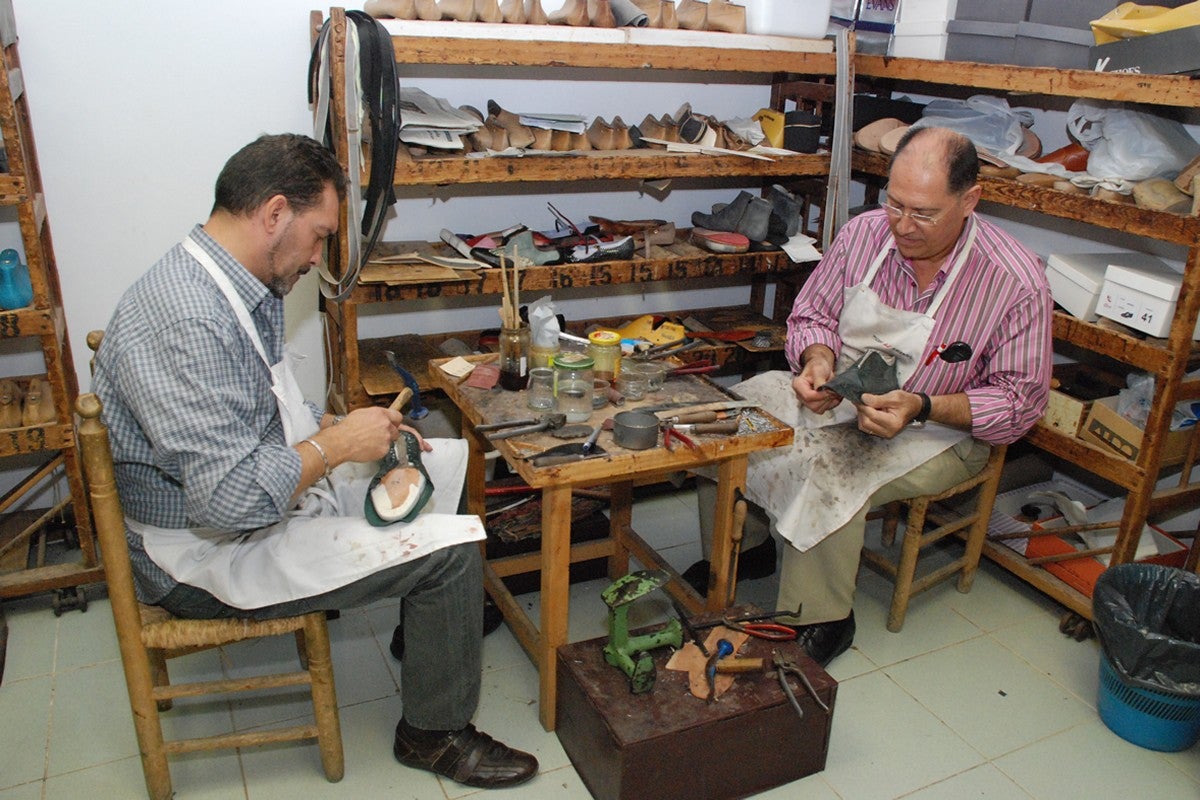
[394,720,538,789]
[681,537,777,596]
[791,612,855,667]
[390,596,506,661]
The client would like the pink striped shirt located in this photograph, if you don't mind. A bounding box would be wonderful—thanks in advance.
[786,209,1052,445]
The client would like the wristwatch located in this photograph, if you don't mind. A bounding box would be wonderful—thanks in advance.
[911,392,932,427]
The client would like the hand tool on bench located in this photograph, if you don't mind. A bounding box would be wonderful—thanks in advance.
[671,420,741,436]
[662,422,697,452]
[773,652,830,718]
[670,597,709,657]
[668,361,719,376]
[481,412,567,440]
[705,638,734,702]
[384,350,429,419]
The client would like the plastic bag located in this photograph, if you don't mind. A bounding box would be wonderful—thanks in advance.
[1093,563,1200,696]
[1116,370,1200,430]
[911,96,1032,157]
[528,295,561,351]
[1067,99,1200,182]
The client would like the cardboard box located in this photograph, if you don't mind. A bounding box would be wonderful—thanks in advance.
[555,623,836,800]
[1090,24,1200,75]
[954,0,1030,23]
[1027,0,1119,30]
[1080,395,1193,466]
[1014,22,1093,69]
[1043,363,1127,436]
[1097,259,1199,339]
[899,0,958,24]
[945,20,1017,64]
[1046,251,1172,322]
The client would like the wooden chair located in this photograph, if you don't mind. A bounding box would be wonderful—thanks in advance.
[75,393,343,800]
[860,444,1007,632]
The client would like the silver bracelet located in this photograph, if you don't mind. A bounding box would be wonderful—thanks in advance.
[332,414,346,425]
[300,437,331,480]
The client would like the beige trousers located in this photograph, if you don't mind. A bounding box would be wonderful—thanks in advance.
[698,437,991,624]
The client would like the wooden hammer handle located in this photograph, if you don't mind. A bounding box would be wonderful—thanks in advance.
[388,387,413,414]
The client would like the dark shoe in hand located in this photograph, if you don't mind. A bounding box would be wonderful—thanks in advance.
[680,537,777,595]
[390,596,505,661]
[791,612,855,667]
[394,720,538,788]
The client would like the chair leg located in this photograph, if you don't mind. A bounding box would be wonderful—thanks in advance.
[302,614,345,782]
[958,451,1005,593]
[148,648,173,712]
[880,500,902,547]
[120,649,173,799]
[887,499,928,632]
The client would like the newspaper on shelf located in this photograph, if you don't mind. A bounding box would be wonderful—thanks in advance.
[516,111,586,133]
[398,86,480,150]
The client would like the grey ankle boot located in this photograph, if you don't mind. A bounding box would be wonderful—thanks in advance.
[691,190,753,233]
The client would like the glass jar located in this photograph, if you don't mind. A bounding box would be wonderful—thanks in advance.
[529,340,559,370]
[588,329,622,382]
[552,352,594,423]
[497,326,530,391]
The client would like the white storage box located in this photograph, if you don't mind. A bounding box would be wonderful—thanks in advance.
[1098,259,1200,339]
[743,0,834,39]
[891,21,949,58]
[1045,251,1171,322]
[899,0,958,24]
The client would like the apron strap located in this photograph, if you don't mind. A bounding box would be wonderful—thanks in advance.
[182,236,272,371]
[864,215,978,320]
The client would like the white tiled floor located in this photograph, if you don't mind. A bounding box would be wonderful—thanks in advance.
[2,485,1199,799]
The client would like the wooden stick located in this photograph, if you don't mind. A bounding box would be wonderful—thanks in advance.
[511,255,521,327]
[498,252,511,328]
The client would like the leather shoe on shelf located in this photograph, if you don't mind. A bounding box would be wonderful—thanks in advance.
[690,227,749,254]
[790,612,855,667]
[390,595,505,661]
[394,720,538,788]
[681,536,777,595]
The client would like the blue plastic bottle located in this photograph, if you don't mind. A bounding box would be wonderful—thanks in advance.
[0,248,32,310]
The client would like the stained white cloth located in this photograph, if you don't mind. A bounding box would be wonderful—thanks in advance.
[138,235,483,609]
[736,228,975,551]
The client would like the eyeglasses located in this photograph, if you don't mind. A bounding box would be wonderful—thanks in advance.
[879,185,950,227]
[879,201,945,227]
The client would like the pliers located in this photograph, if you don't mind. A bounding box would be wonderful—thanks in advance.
[662,422,697,452]
[721,616,797,641]
[773,652,830,719]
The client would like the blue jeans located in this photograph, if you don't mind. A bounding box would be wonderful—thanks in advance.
[157,542,483,731]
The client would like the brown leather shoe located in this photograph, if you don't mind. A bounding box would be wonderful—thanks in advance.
[394,721,538,788]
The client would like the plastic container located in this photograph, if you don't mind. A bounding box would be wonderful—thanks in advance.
[588,330,622,382]
[553,352,594,423]
[1098,655,1200,752]
[743,0,833,39]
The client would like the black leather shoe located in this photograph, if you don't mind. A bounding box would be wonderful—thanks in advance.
[680,537,777,595]
[390,596,505,661]
[394,720,538,789]
[792,612,855,667]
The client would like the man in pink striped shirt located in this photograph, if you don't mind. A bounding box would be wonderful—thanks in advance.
[692,127,1052,666]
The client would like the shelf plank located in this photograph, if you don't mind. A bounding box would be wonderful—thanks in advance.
[857,55,1200,108]
[0,423,72,458]
[1050,313,1186,375]
[853,150,1200,246]
[394,150,830,186]
[349,237,805,304]
[980,540,1092,618]
[1024,421,1145,490]
[0,307,57,338]
[0,561,105,598]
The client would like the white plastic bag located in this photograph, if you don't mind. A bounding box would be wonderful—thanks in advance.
[1067,99,1200,182]
[911,96,1031,157]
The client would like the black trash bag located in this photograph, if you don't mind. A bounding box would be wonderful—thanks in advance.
[1093,563,1200,697]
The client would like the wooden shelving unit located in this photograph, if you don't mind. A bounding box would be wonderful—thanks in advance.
[855,56,1200,617]
[316,9,837,412]
[0,0,99,609]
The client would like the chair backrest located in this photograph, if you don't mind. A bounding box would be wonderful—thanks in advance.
[75,393,148,657]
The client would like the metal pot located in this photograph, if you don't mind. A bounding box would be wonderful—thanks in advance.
[612,410,659,450]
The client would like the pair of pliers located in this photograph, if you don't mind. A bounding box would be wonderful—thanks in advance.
[662,422,697,452]
[721,616,796,641]
[773,652,831,719]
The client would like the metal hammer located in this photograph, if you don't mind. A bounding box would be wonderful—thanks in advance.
[384,350,429,420]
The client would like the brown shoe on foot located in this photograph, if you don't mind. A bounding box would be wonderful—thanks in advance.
[394,721,539,789]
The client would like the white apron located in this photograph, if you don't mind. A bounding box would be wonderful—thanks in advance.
[135,235,484,609]
[737,223,977,551]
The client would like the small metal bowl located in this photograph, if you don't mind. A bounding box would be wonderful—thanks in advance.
[612,410,659,450]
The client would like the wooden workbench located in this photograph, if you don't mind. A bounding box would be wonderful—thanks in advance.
[427,357,793,729]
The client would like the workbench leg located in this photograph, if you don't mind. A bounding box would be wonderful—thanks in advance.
[607,481,633,580]
[708,456,748,613]
[463,422,489,521]
[538,484,572,730]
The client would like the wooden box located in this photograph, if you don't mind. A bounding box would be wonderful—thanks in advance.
[555,627,837,800]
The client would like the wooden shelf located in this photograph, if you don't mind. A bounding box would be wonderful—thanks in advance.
[395,149,830,186]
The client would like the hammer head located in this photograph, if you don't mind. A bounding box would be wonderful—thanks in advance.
[384,350,428,420]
